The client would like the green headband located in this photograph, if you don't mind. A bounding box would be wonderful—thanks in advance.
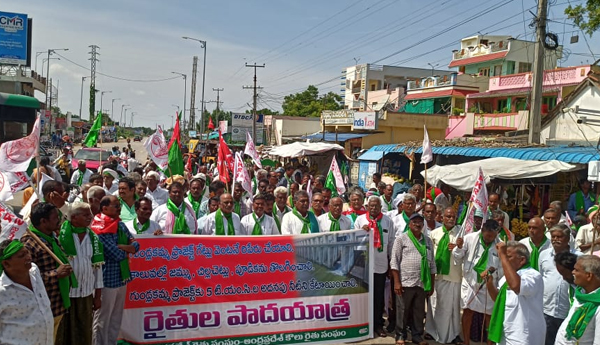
[0,240,24,275]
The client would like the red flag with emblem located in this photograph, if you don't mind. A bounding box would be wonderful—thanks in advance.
[217,131,234,183]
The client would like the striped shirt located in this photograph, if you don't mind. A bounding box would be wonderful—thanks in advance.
[97,222,140,288]
[390,231,437,288]
[67,232,104,298]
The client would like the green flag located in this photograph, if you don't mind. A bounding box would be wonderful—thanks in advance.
[83,112,102,147]
[166,112,184,177]
[325,170,338,197]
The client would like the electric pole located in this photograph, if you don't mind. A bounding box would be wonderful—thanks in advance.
[213,88,224,125]
[190,56,198,132]
[245,63,265,145]
[89,45,100,121]
[528,0,548,144]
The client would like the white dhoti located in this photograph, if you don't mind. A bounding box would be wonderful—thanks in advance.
[426,280,461,343]
[460,277,494,315]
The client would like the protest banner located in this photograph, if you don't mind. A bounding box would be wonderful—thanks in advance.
[120,230,372,344]
[0,202,27,242]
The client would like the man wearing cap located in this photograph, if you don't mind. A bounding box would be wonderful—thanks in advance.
[391,211,436,344]
[71,160,93,187]
[0,239,54,345]
[144,171,169,207]
[568,179,595,219]
[520,217,552,270]
[453,219,503,345]
[576,206,600,254]
[387,193,404,219]
[187,174,208,220]
[356,196,396,338]
[102,169,119,196]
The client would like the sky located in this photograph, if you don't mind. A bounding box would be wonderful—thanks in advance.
[5,0,599,129]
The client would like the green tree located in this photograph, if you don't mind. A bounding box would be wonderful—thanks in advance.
[566,0,600,36]
[198,109,232,132]
[245,108,279,115]
[282,85,342,117]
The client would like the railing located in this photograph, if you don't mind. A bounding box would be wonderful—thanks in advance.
[0,65,46,86]
[452,40,510,60]
[488,65,590,91]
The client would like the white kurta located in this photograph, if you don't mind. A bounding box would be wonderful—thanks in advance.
[203,211,242,235]
[103,183,118,196]
[426,225,463,343]
[125,218,162,236]
[452,231,503,314]
[281,211,318,235]
[497,267,545,345]
[354,214,395,274]
[555,287,600,345]
[380,196,395,212]
[240,213,279,235]
[146,187,169,206]
[150,203,198,234]
[317,213,352,232]
[575,224,600,254]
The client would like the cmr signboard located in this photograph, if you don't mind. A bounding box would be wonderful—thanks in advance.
[0,11,31,66]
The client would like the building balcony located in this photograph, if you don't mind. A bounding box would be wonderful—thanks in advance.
[0,66,46,92]
[452,40,510,60]
[446,111,529,139]
[488,65,590,92]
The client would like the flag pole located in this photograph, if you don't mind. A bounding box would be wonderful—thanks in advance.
[424,163,428,205]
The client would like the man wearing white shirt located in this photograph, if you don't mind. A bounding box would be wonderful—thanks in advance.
[318,197,352,232]
[0,240,54,345]
[555,255,600,345]
[281,191,319,235]
[380,184,395,213]
[434,183,452,210]
[102,169,119,196]
[274,187,292,233]
[203,193,242,235]
[197,196,220,233]
[127,152,141,173]
[126,197,163,236]
[144,171,169,206]
[71,160,93,186]
[422,203,441,237]
[488,193,510,229]
[150,182,198,234]
[393,193,417,237]
[241,195,278,235]
[486,241,545,345]
[519,217,552,270]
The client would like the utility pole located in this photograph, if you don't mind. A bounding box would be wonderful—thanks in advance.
[79,76,86,120]
[245,63,265,145]
[528,0,548,144]
[190,56,198,132]
[89,45,100,121]
[212,88,224,125]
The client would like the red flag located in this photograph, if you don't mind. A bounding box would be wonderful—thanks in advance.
[168,111,181,149]
[208,117,215,130]
[217,131,234,183]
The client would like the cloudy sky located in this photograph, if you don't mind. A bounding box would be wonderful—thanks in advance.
[4,0,598,128]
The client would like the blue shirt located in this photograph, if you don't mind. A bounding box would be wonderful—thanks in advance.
[567,191,594,219]
[97,222,140,288]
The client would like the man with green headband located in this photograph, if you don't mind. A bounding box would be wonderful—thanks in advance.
[203,193,242,236]
[281,191,319,235]
[59,202,104,345]
[453,219,502,345]
[555,255,600,344]
[91,195,139,345]
[0,239,54,345]
[519,217,551,270]
[151,182,198,234]
[240,194,278,235]
[22,202,75,343]
[391,212,436,344]
[486,241,545,345]
[426,207,463,345]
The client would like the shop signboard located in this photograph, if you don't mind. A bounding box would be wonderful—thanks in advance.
[322,110,353,126]
[353,112,377,130]
[232,113,263,144]
[0,11,29,65]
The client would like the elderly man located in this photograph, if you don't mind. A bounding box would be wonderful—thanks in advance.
[144,171,169,206]
[539,223,581,345]
[380,184,395,213]
[117,177,138,223]
[310,192,325,217]
[281,191,319,235]
[568,179,595,219]
[274,187,292,232]
[87,186,106,216]
[355,196,395,338]
[520,217,552,270]
[453,219,503,345]
[391,212,436,344]
[151,182,197,234]
[343,189,367,228]
[0,239,54,345]
[427,208,463,344]
[240,194,278,235]
[203,193,242,235]
[318,197,352,232]
[71,160,93,186]
[125,197,162,236]
[576,206,600,254]
[393,193,417,236]
[555,255,600,344]
[102,169,119,195]
[59,202,104,345]
[549,200,568,224]
[91,195,139,345]
[486,241,545,345]
[22,202,74,342]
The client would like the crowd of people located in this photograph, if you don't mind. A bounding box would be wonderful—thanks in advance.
[2,155,600,345]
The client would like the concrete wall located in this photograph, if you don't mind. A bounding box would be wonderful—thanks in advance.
[361,112,447,149]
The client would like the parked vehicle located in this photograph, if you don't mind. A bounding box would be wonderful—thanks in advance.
[71,148,112,171]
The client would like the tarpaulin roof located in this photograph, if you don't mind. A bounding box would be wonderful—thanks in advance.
[268,142,344,158]
[420,157,579,190]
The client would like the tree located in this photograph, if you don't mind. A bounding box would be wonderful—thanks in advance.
[282,85,342,117]
[198,109,232,132]
[245,108,279,115]
[566,0,600,36]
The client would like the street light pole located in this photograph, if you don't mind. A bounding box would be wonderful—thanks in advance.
[35,51,45,72]
[111,98,120,123]
[100,91,111,116]
[124,108,131,127]
[130,112,137,127]
[171,72,187,125]
[79,76,87,120]
[182,36,206,132]
[120,104,130,125]
[45,48,68,133]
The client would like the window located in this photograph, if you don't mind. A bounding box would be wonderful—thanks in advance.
[518,62,532,73]
[478,67,490,77]
[497,99,508,112]
[459,66,466,74]
[507,61,516,74]
[493,65,502,76]
[542,96,557,109]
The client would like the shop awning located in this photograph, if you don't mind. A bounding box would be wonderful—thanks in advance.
[0,92,40,108]
[404,89,476,101]
[301,132,371,142]
[358,150,384,161]
[268,142,344,158]
[421,157,579,191]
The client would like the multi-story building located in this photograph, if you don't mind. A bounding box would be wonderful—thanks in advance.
[0,65,46,99]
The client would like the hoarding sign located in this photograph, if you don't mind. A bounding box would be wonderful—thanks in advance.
[0,12,28,65]
[322,110,353,125]
[353,112,377,130]
[232,113,263,144]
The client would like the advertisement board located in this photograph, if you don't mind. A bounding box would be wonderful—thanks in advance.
[353,112,377,130]
[121,232,372,344]
[322,110,353,126]
[0,12,29,65]
[232,113,263,144]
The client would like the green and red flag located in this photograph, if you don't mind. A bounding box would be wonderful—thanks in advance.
[166,111,184,177]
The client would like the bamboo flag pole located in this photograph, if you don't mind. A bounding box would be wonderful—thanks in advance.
[424,163,428,204]
[25,229,65,265]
